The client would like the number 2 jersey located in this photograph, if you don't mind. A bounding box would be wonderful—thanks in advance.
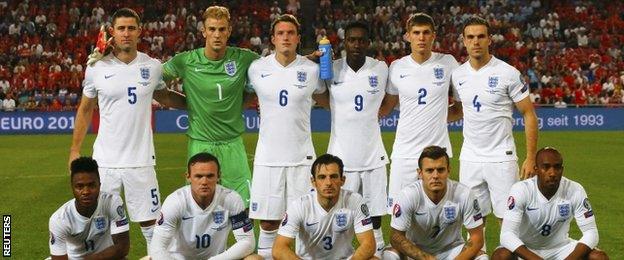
[82,52,165,167]
[502,176,598,251]
[152,185,253,259]
[48,192,129,258]
[387,53,459,160]
[247,54,326,166]
[451,56,529,162]
[390,180,483,254]
[327,57,389,171]
[278,189,373,259]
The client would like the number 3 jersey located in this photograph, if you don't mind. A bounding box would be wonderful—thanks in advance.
[451,56,529,162]
[503,177,597,250]
[327,57,389,171]
[278,189,373,259]
[247,54,326,166]
[48,192,129,258]
[387,53,459,160]
[390,180,483,254]
[82,52,165,168]
[153,185,253,259]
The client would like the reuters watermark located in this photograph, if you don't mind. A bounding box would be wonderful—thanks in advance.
[3,215,10,257]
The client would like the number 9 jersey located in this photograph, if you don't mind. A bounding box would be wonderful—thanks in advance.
[82,52,165,167]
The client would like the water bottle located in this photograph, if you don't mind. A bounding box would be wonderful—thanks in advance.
[318,37,333,80]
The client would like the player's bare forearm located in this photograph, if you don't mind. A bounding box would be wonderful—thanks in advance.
[153,88,186,109]
[513,245,543,260]
[352,230,376,260]
[272,236,301,260]
[455,225,484,260]
[378,94,398,118]
[516,98,538,179]
[390,228,434,260]
[313,92,330,109]
[564,243,592,260]
[70,97,96,166]
[447,101,463,122]
[84,232,129,260]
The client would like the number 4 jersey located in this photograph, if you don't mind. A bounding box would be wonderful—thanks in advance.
[82,52,165,167]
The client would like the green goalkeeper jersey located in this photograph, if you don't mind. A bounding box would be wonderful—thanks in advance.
[163,47,259,142]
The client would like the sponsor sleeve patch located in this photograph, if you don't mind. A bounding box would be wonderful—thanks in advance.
[473,213,483,221]
[231,211,253,231]
[507,196,515,210]
[361,217,372,226]
[116,218,129,227]
[584,210,594,218]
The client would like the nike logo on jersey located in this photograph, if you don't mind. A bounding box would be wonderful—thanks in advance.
[377,245,385,252]
[261,73,272,78]
[305,222,318,226]
[415,212,427,215]
[527,207,539,211]
[150,207,159,213]
[333,81,344,85]
[399,74,410,78]
[458,81,466,86]
[182,216,194,220]
[104,74,115,79]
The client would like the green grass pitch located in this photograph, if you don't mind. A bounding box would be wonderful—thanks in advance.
[1,131,623,259]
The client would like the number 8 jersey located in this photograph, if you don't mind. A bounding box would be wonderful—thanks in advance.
[82,52,165,167]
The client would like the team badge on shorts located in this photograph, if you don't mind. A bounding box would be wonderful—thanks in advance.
[507,196,515,210]
[116,205,125,218]
[473,199,480,212]
[443,205,457,222]
[95,217,106,230]
[558,203,571,219]
[488,76,499,89]
[297,71,307,82]
[434,67,444,80]
[140,67,150,80]
[361,204,370,217]
[213,211,225,224]
[225,60,237,76]
[335,213,347,228]
[251,202,258,212]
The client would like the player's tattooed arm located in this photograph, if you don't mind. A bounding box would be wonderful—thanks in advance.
[390,228,435,260]
[272,235,301,260]
[454,224,484,260]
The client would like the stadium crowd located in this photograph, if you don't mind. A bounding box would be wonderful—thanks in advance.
[1,0,624,112]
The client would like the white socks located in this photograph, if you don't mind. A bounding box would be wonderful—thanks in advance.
[141,224,155,255]
[373,228,385,257]
[258,228,278,259]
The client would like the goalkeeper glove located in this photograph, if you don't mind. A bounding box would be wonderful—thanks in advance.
[87,25,113,66]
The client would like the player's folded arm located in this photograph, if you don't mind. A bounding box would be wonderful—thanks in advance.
[272,234,300,260]
[211,210,256,260]
[352,229,376,260]
[83,231,129,260]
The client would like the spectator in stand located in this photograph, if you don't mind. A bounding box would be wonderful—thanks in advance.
[529,88,541,104]
[2,92,16,111]
[554,96,567,108]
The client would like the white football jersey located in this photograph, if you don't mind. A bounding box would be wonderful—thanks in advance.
[451,56,529,162]
[327,57,389,171]
[390,180,483,255]
[153,185,253,259]
[504,176,597,250]
[278,189,373,259]
[82,52,165,168]
[49,192,129,258]
[248,54,326,166]
[387,53,459,160]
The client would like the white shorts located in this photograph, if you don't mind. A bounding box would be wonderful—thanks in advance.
[99,167,161,222]
[529,239,577,260]
[388,158,419,213]
[459,161,518,218]
[342,166,388,217]
[249,165,313,220]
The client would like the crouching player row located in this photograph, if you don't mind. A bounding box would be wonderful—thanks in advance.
[50,148,608,259]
